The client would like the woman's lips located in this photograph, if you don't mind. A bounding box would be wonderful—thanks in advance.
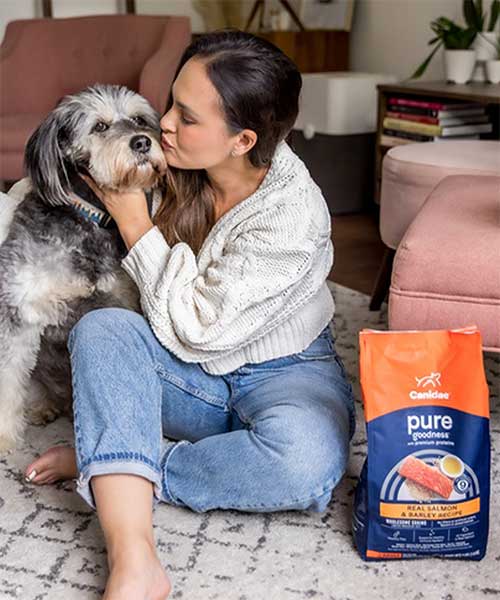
[161,136,174,151]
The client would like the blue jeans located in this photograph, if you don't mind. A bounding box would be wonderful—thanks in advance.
[68,308,356,513]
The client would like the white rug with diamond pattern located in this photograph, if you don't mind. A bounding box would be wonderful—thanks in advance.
[0,282,498,600]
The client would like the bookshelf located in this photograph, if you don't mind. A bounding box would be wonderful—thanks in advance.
[374,81,500,206]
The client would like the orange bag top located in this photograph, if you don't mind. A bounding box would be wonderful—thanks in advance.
[359,325,490,423]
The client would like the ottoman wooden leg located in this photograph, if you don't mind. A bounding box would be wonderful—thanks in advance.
[369,247,395,311]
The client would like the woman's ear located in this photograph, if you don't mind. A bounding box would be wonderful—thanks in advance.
[232,129,258,157]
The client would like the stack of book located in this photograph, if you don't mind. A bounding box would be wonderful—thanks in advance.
[381,97,493,147]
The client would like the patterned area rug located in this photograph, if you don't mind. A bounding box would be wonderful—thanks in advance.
[0,282,498,600]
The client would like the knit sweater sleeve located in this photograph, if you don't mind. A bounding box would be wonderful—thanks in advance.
[120,199,333,363]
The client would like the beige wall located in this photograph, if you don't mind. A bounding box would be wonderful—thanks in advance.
[350,0,464,81]
[1,0,497,82]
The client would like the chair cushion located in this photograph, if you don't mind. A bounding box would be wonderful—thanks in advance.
[0,114,45,152]
[389,174,500,352]
[380,141,500,249]
[0,114,46,180]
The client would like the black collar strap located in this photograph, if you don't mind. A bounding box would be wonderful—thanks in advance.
[69,194,113,228]
[71,173,114,225]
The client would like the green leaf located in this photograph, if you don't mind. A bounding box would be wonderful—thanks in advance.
[442,23,476,49]
[463,0,484,30]
[488,0,500,30]
[437,16,458,28]
[465,28,478,47]
[408,40,443,79]
[463,0,476,28]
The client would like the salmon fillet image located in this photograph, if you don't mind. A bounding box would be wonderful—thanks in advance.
[398,455,453,499]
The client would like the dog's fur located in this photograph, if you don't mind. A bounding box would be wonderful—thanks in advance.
[0,84,166,453]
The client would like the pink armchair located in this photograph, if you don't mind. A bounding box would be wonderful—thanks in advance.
[389,174,500,353]
[0,14,191,182]
[370,141,500,310]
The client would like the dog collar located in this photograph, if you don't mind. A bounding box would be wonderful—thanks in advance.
[69,194,113,228]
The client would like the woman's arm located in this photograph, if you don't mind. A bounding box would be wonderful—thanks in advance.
[120,218,155,251]
[121,200,333,364]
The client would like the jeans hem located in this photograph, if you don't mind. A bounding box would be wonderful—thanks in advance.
[191,475,340,514]
[76,459,164,511]
[159,439,191,507]
[219,482,335,513]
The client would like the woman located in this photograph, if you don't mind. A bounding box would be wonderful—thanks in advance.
[24,30,355,600]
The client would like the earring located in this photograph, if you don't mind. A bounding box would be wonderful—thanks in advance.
[231,149,237,157]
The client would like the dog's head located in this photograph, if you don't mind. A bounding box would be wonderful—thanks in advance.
[25,84,167,206]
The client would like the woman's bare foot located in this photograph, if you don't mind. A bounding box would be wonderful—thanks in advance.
[104,538,171,600]
[24,445,78,485]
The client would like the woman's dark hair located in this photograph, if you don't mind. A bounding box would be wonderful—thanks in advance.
[153,29,302,254]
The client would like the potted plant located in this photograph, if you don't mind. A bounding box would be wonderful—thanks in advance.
[465,0,500,80]
[409,17,477,83]
[481,32,500,82]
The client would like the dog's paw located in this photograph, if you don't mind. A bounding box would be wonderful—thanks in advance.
[0,433,18,455]
[26,403,62,426]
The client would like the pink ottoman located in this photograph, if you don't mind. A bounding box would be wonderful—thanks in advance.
[380,141,500,250]
[389,174,500,352]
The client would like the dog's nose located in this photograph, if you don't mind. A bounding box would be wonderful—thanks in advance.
[130,135,152,154]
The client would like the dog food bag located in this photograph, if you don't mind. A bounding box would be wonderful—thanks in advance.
[353,325,490,560]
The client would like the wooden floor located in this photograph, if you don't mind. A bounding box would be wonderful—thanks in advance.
[327,211,386,297]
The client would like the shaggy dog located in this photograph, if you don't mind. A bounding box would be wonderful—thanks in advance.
[0,84,166,453]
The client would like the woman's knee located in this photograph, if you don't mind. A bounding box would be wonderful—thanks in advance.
[257,412,350,507]
[284,430,349,500]
[67,307,145,352]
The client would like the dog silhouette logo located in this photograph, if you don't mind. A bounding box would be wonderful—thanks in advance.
[415,372,442,388]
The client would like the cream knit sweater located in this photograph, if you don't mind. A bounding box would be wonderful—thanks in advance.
[121,140,335,375]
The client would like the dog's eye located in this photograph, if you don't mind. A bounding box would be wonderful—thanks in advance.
[93,121,109,133]
[132,116,148,127]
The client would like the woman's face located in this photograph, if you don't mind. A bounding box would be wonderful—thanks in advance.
[160,58,240,170]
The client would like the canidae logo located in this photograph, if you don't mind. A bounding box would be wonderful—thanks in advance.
[409,371,450,400]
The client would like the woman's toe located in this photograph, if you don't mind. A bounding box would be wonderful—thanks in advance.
[31,475,47,485]
[25,462,44,481]
[25,447,59,480]
[24,445,77,484]
[24,469,38,482]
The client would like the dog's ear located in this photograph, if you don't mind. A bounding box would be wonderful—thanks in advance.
[25,105,72,206]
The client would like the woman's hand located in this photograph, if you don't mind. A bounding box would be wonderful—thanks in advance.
[80,174,154,251]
